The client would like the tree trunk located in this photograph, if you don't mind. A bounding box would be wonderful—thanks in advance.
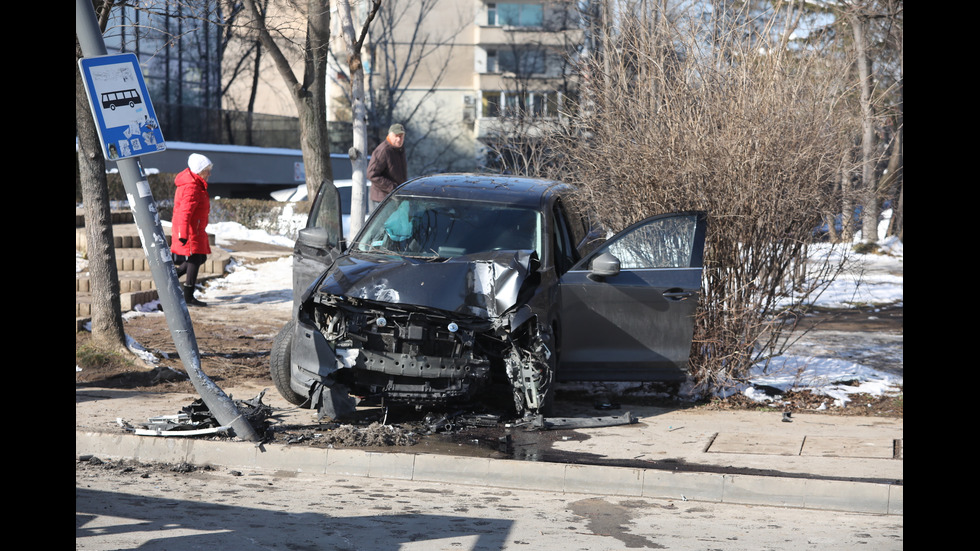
[878,118,902,239]
[850,10,879,243]
[76,36,127,351]
[246,41,262,145]
[241,0,336,215]
[840,163,855,242]
[298,0,333,200]
[337,0,381,238]
[887,177,903,240]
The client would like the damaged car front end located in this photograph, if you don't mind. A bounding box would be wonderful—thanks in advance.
[290,251,558,419]
[276,185,562,419]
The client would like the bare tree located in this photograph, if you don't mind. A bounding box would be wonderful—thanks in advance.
[350,0,472,175]
[843,0,902,244]
[76,0,128,354]
[532,2,855,393]
[239,0,337,216]
[481,0,584,176]
[77,0,233,354]
[220,0,263,145]
[849,5,879,242]
[802,0,902,244]
[336,0,381,237]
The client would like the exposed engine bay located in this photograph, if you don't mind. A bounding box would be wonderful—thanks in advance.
[289,250,554,420]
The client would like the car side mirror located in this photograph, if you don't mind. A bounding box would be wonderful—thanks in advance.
[589,252,620,281]
[297,227,329,250]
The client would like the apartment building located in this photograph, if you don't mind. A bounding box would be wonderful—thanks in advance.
[327,0,583,175]
[97,1,583,180]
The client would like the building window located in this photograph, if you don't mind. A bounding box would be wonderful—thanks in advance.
[530,92,561,117]
[482,92,502,118]
[482,90,567,119]
[504,92,525,115]
[546,92,561,116]
[486,49,498,73]
[498,47,547,75]
[488,2,543,27]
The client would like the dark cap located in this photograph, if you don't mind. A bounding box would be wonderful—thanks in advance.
[388,123,405,135]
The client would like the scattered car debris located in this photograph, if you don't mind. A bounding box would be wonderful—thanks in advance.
[171,462,197,473]
[320,422,419,447]
[513,412,638,431]
[117,391,275,438]
[133,424,231,437]
[423,411,502,434]
[149,365,188,384]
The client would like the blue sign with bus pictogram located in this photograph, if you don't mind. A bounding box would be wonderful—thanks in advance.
[79,53,166,161]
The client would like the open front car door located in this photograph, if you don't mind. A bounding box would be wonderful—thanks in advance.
[558,211,707,382]
[290,181,345,312]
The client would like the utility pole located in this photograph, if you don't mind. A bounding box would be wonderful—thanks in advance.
[76,0,260,442]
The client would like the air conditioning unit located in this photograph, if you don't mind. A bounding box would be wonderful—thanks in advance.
[462,95,476,123]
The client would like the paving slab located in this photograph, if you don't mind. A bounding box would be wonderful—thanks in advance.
[75,384,903,515]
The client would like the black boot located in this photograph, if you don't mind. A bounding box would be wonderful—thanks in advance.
[183,285,207,307]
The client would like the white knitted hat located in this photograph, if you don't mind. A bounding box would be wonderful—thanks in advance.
[188,153,213,174]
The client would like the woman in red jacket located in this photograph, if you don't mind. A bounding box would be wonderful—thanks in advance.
[171,153,213,307]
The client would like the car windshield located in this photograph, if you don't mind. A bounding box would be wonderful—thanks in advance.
[351,196,542,258]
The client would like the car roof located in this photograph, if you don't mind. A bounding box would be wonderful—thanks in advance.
[393,173,570,209]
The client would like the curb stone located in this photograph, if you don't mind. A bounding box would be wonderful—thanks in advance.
[75,430,901,515]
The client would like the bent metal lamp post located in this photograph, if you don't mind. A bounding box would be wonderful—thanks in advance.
[76,0,260,442]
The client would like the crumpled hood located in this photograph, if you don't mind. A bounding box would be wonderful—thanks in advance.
[312,250,536,319]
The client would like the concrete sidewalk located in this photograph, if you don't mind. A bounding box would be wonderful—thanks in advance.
[75,389,902,516]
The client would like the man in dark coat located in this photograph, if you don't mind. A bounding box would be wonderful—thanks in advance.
[367,123,407,209]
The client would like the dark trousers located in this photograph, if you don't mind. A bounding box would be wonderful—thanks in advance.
[174,253,207,286]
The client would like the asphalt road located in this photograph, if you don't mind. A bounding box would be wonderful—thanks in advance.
[76,460,903,551]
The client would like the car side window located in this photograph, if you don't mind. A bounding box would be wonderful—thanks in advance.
[599,214,702,269]
[300,181,343,250]
[552,203,578,275]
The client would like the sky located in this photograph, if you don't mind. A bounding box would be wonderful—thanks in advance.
[86,211,903,410]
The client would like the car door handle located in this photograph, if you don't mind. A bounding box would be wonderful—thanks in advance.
[663,289,697,301]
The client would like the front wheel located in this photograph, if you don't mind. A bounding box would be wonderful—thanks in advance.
[270,320,306,405]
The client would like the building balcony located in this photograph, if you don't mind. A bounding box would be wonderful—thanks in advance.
[475,25,583,48]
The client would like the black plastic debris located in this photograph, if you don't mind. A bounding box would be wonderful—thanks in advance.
[235,390,275,431]
[423,411,502,434]
[121,391,275,438]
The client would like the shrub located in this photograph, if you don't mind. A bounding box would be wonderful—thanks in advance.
[502,10,854,395]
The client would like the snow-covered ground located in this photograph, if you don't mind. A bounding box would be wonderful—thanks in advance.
[85,209,903,409]
[743,236,903,408]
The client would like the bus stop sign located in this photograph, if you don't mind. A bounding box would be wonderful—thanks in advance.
[79,53,166,161]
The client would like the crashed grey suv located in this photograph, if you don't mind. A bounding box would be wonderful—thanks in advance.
[271,174,707,420]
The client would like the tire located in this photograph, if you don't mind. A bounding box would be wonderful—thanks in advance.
[270,320,306,405]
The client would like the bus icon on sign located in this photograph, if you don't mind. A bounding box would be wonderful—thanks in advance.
[101,89,142,110]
